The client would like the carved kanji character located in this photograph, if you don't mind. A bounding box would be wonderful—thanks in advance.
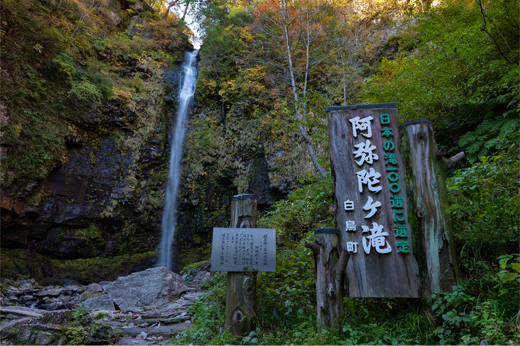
[381,127,394,137]
[349,116,373,138]
[384,154,398,165]
[356,168,382,193]
[344,200,354,210]
[390,195,403,208]
[395,224,408,237]
[397,241,410,253]
[347,242,358,253]
[363,196,381,218]
[353,139,379,166]
[380,113,391,124]
[361,222,392,254]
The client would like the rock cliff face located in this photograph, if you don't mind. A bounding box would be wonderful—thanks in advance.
[1,63,172,282]
[0,0,199,283]
[0,50,276,285]
[0,1,290,285]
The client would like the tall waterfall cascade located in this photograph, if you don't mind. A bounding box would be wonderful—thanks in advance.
[158,50,199,269]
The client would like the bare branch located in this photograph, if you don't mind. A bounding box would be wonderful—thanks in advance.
[475,0,519,65]
[448,152,465,168]
[304,241,320,254]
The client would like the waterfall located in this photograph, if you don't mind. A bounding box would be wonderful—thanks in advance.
[158,50,198,270]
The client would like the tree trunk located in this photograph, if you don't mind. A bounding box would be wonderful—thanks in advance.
[181,1,189,21]
[225,194,258,336]
[305,229,349,332]
[399,119,461,297]
[163,0,181,18]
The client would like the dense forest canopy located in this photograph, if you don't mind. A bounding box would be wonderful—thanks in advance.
[0,0,518,344]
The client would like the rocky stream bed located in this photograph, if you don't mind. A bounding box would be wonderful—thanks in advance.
[0,265,210,345]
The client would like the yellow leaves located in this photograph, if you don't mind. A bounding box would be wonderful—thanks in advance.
[33,44,43,54]
[112,87,132,101]
[238,27,253,43]
[201,78,217,88]
[218,80,237,97]
[243,66,266,81]
[224,25,235,33]
[226,80,237,88]
[374,53,408,82]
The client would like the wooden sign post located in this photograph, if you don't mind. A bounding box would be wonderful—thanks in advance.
[226,194,257,336]
[305,229,349,331]
[399,119,461,296]
[210,194,276,336]
[327,103,420,297]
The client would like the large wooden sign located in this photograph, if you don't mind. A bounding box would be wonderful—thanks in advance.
[211,228,276,272]
[327,103,420,297]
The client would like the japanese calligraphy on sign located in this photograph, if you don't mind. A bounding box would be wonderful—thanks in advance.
[210,228,276,272]
[327,103,420,298]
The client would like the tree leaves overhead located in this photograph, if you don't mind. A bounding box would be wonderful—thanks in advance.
[364,0,519,154]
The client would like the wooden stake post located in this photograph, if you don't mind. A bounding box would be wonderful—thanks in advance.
[399,119,461,296]
[305,229,349,330]
[224,194,258,335]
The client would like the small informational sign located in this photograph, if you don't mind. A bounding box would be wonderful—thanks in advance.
[327,102,420,298]
[211,228,276,272]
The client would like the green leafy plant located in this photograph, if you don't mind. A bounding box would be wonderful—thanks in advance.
[258,175,335,242]
[447,137,519,255]
[429,276,519,345]
[93,312,108,319]
[66,326,88,345]
[498,254,520,284]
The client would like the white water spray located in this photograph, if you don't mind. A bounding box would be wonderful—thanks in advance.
[159,50,198,269]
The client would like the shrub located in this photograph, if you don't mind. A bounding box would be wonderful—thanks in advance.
[447,135,520,257]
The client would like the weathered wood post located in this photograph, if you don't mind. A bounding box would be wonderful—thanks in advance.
[399,119,462,296]
[305,229,349,331]
[224,194,258,335]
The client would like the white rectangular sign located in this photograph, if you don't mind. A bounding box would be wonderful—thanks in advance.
[211,228,276,272]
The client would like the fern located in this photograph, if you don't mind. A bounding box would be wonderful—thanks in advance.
[459,116,519,162]
[458,86,519,162]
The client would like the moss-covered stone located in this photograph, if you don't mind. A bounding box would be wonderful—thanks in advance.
[0,248,157,285]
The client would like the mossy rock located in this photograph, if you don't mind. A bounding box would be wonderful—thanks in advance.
[176,248,212,273]
[1,248,157,285]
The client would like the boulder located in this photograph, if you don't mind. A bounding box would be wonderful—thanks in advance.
[35,288,62,297]
[101,267,188,311]
[0,306,45,318]
[18,279,36,290]
[132,2,144,11]
[64,285,83,293]
[40,303,55,310]
[17,325,35,344]
[87,283,103,292]
[105,11,121,26]
[34,331,55,345]
[88,320,118,344]
[79,294,116,311]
